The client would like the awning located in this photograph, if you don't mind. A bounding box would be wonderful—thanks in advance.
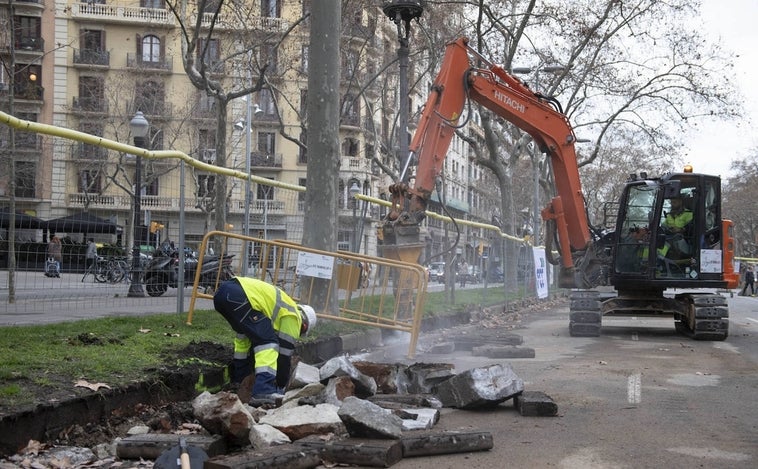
[45,212,123,234]
[0,208,45,230]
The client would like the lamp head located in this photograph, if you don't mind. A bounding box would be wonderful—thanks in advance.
[253,104,264,117]
[130,111,150,138]
[234,119,245,131]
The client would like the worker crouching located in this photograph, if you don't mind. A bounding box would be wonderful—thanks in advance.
[213,277,317,407]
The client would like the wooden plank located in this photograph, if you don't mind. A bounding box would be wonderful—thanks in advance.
[297,436,403,467]
[401,430,493,458]
[204,446,321,469]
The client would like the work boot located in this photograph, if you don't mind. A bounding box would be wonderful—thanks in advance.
[249,392,284,408]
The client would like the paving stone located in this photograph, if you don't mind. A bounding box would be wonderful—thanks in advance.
[338,396,404,439]
[471,345,536,359]
[514,391,558,416]
[400,430,494,457]
[204,445,321,469]
[258,403,346,441]
[319,356,377,397]
[353,361,409,394]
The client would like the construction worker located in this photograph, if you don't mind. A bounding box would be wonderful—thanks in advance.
[213,277,317,406]
[660,196,693,258]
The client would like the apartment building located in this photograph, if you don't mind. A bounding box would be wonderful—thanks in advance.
[1,0,497,266]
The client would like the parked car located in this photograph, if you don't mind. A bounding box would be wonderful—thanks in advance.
[428,262,446,283]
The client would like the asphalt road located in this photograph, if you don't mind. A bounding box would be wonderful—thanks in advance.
[357,293,758,469]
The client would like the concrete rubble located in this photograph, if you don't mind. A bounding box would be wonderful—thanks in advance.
[108,357,558,467]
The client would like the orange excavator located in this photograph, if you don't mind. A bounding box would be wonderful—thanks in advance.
[382,37,738,340]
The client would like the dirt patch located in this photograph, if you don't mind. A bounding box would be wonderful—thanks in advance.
[0,340,233,457]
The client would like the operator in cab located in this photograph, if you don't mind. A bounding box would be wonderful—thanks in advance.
[213,277,317,407]
[660,195,693,258]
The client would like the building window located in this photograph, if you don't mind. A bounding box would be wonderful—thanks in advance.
[78,169,102,194]
[298,131,307,164]
[141,35,161,63]
[78,123,106,159]
[301,46,308,73]
[261,0,280,17]
[342,138,359,157]
[15,16,41,50]
[144,170,159,196]
[259,88,275,116]
[77,76,105,112]
[134,80,165,115]
[257,182,274,200]
[141,0,165,8]
[197,175,215,197]
[258,131,276,155]
[299,89,308,118]
[198,38,221,71]
[15,161,36,198]
[261,44,278,74]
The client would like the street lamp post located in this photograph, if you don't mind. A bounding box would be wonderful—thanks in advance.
[349,181,360,252]
[237,100,263,276]
[128,111,149,297]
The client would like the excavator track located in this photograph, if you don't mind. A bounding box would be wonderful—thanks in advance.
[674,293,729,341]
[569,290,602,337]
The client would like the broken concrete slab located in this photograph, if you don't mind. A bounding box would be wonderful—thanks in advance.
[319,355,377,397]
[282,382,325,405]
[258,403,346,441]
[398,407,440,431]
[288,361,321,389]
[338,396,404,439]
[204,445,322,469]
[366,394,443,409]
[249,423,291,448]
[471,345,536,359]
[116,433,226,460]
[192,391,255,446]
[514,391,558,416]
[405,363,456,394]
[353,361,410,394]
[297,436,403,468]
[400,430,494,457]
[435,363,524,409]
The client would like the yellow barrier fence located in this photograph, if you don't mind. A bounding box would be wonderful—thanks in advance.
[186,231,428,358]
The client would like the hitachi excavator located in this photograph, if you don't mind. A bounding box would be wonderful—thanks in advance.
[382,37,739,340]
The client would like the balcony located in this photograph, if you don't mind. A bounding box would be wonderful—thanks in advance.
[70,143,108,161]
[130,101,172,119]
[73,48,110,67]
[70,3,175,27]
[14,83,43,101]
[15,132,41,150]
[342,156,371,174]
[126,53,172,72]
[250,152,282,169]
[72,96,108,114]
[15,36,44,52]
[199,12,290,32]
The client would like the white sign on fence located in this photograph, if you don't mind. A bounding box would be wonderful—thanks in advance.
[296,251,335,279]
[533,247,549,299]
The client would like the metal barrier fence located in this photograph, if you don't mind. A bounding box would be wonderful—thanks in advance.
[186,231,428,358]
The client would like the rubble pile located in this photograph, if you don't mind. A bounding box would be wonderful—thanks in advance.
[1,356,558,468]
[140,356,553,468]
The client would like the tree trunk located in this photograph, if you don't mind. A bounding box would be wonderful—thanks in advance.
[302,0,340,312]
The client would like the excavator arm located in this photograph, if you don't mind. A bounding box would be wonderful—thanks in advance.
[383,37,591,282]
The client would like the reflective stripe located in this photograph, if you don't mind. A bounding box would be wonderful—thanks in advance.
[278,347,294,357]
[278,331,296,346]
[233,351,248,360]
[255,365,277,375]
[254,342,279,354]
[271,288,298,324]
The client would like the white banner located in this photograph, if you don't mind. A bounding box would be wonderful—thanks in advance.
[533,247,549,299]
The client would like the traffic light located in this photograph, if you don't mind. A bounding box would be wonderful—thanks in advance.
[225,223,235,231]
[149,221,164,233]
[478,243,484,255]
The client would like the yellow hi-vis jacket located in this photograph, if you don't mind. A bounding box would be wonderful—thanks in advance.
[232,277,302,378]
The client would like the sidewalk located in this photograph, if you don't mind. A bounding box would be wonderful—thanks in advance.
[0,270,207,326]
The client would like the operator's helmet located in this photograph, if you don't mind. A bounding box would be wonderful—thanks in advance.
[298,304,317,336]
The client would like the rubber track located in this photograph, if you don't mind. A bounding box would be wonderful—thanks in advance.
[675,293,729,341]
[569,290,602,337]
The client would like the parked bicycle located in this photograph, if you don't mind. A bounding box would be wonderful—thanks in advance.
[81,256,130,284]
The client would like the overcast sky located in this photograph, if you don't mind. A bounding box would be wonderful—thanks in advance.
[683,0,758,178]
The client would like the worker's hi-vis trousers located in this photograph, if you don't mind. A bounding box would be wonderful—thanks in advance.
[214,280,279,396]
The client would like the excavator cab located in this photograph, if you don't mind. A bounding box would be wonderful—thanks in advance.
[612,172,727,289]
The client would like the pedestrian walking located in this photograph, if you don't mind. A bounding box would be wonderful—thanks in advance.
[742,266,755,296]
[213,276,317,406]
[46,236,62,277]
[85,238,98,273]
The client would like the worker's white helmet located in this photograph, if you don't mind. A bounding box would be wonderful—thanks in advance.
[298,304,317,336]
